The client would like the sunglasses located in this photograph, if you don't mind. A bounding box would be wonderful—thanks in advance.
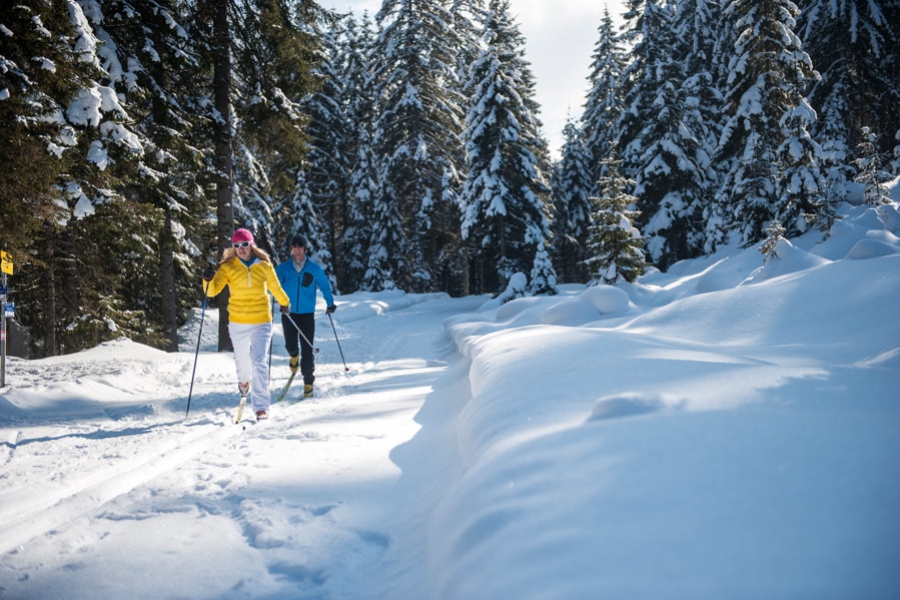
[233,241,251,248]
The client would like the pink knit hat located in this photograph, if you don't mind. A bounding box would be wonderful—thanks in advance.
[232,228,254,244]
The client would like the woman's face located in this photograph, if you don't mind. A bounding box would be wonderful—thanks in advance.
[236,243,253,259]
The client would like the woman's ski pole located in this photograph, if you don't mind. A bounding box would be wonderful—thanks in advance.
[267,297,275,380]
[328,312,349,372]
[185,287,209,419]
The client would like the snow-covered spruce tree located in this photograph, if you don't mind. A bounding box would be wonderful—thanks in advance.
[458,0,555,296]
[371,0,466,292]
[0,1,98,257]
[581,6,629,192]
[292,17,347,290]
[361,172,405,292]
[338,12,378,292]
[551,119,594,283]
[759,218,786,262]
[529,241,557,295]
[797,0,900,171]
[714,0,827,248]
[619,0,719,270]
[584,155,647,285]
[854,127,893,206]
[77,0,210,352]
[1,1,155,356]
[616,0,671,176]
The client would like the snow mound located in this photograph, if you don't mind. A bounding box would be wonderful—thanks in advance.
[540,298,599,326]
[580,285,630,314]
[846,238,900,259]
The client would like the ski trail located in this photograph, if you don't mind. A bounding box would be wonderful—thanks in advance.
[0,428,22,467]
[0,415,240,555]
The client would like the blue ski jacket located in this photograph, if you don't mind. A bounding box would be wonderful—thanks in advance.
[275,258,334,314]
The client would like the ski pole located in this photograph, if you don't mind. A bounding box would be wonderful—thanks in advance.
[267,297,275,381]
[185,287,210,419]
[283,312,319,354]
[328,312,350,372]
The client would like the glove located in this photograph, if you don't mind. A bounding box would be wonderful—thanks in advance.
[326,305,337,314]
[202,266,216,281]
[280,305,291,315]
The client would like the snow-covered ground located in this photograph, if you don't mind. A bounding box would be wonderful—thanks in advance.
[2,188,899,599]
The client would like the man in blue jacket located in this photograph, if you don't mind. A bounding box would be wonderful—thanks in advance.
[275,234,336,398]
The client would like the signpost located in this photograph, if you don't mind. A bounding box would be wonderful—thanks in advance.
[1,250,13,388]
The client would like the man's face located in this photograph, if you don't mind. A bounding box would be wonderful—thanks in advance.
[291,244,306,262]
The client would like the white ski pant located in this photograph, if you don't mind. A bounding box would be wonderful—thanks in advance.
[228,321,272,411]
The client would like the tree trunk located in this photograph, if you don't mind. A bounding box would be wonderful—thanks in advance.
[160,210,178,352]
[45,230,57,357]
[214,0,234,352]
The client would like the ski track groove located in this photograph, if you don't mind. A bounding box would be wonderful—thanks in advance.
[0,414,243,555]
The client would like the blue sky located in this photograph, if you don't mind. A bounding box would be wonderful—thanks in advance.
[324,0,628,160]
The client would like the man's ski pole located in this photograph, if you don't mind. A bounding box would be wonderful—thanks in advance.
[185,287,209,419]
[328,312,350,372]
[283,312,319,354]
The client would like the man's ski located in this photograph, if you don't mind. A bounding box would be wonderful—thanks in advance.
[274,371,297,403]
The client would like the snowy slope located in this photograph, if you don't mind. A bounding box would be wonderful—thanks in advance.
[2,191,899,599]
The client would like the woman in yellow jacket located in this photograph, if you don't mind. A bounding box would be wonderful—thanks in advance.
[202,229,290,421]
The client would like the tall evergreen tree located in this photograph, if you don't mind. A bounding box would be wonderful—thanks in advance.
[713,0,828,248]
[581,6,629,190]
[2,0,150,356]
[372,0,466,292]
[458,0,555,295]
[341,12,379,292]
[77,0,208,352]
[797,0,900,167]
[551,119,593,283]
[619,0,717,269]
[295,17,346,286]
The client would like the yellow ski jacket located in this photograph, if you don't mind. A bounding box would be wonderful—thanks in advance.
[204,257,289,325]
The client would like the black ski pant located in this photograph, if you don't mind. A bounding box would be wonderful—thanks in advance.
[283,312,316,384]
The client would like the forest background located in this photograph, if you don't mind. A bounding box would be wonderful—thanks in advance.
[1,0,898,359]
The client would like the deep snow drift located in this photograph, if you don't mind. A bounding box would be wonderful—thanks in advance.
[1,190,899,599]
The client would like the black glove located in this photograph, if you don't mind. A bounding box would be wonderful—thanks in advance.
[326,305,337,314]
[280,304,291,314]
[202,266,216,281]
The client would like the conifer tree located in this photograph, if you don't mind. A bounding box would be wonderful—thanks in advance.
[584,155,647,285]
[372,0,466,292]
[714,0,827,248]
[581,7,628,190]
[1,1,94,256]
[2,1,149,356]
[551,119,594,283]
[625,0,720,269]
[341,12,380,292]
[458,0,555,295]
[295,19,347,285]
[797,0,900,167]
[855,127,892,206]
[77,0,209,351]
